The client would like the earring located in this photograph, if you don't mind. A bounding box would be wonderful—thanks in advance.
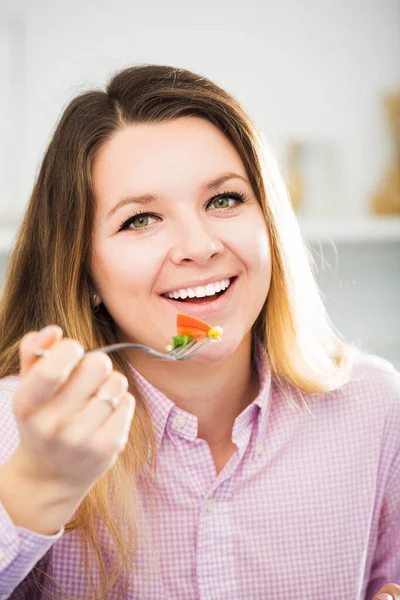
[92,293,100,313]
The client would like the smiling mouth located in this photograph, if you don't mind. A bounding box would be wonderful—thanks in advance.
[162,277,237,304]
[170,289,226,304]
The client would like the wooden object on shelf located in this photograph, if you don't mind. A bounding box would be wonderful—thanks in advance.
[371,92,400,215]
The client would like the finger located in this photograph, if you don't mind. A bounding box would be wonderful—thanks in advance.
[39,352,122,423]
[53,370,128,437]
[91,392,135,455]
[15,338,87,420]
[20,325,63,378]
[374,583,400,599]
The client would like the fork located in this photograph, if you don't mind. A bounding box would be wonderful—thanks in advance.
[33,336,213,362]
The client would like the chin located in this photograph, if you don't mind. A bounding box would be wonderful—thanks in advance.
[188,336,242,365]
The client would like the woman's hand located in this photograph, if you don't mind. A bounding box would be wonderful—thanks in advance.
[13,325,135,487]
[373,583,400,599]
[4,325,135,532]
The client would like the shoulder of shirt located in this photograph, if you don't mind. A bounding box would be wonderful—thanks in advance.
[0,375,21,464]
[286,352,400,418]
[350,352,399,388]
[342,352,400,417]
[349,354,400,477]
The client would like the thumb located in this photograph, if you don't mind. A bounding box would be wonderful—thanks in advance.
[20,325,63,377]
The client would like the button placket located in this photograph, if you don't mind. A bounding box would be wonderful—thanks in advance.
[256,443,264,455]
[205,498,216,513]
[173,414,187,429]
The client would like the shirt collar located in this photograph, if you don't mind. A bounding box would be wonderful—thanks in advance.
[128,338,272,449]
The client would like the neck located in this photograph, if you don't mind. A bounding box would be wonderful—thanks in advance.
[128,335,260,447]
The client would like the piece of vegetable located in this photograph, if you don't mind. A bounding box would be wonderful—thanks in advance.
[166,314,223,353]
[172,335,194,349]
[177,313,212,337]
[177,314,223,340]
[207,326,223,339]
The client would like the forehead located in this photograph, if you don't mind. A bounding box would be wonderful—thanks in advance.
[92,117,247,202]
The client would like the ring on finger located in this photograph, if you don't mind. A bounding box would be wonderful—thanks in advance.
[94,391,120,410]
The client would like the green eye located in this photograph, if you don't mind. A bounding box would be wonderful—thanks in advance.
[212,197,231,209]
[132,215,150,228]
[119,212,158,232]
[208,192,246,210]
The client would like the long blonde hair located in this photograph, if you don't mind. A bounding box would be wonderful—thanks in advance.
[0,64,356,599]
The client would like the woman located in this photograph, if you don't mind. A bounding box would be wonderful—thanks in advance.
[0,64,399,600]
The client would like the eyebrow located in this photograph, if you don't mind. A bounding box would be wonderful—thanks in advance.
[105,172,250,221]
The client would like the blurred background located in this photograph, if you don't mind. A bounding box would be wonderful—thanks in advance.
[0,0,399,366]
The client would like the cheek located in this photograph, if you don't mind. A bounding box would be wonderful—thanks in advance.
[255,228,271,267]
[91,240,158,299]
[241,221,272,276]
[247,226,272,309]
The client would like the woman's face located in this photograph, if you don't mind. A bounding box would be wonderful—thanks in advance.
[90,117,271,361]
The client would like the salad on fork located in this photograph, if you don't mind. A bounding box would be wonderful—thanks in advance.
[166,313,223,351]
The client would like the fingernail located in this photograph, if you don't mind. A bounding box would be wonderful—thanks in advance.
[375,594,394,600]
[36,325,53,342]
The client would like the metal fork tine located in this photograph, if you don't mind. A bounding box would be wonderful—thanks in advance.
[176,337,213,360]
[168,338,201,358]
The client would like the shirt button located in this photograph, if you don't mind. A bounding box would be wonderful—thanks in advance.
[256,443,264,455]
[173,415,187,429]
[206,498,216,513]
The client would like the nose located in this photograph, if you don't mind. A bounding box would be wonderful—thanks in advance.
[169,218,224,265]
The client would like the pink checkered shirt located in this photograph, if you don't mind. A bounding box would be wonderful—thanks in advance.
[0,347,399,599]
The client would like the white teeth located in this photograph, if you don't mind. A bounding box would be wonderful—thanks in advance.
[166,277,232,300]
[195,286,206,297]
[205,284,215,296]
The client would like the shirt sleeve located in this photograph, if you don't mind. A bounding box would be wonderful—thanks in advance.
[365,366,400,600]
[0,377,64,600]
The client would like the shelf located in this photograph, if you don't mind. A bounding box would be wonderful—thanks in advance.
[1,216,400,255]
[298,216,400,244]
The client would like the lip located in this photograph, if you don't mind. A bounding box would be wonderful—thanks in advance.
[159,275,238,319]
[160,274,235,296]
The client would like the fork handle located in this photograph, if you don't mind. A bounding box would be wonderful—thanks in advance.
[33,343,168,359]
[33,343,148,356]
[84,343,141,355]
[83,343,170,359]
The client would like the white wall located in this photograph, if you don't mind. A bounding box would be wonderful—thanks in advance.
[0,0,399,366]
